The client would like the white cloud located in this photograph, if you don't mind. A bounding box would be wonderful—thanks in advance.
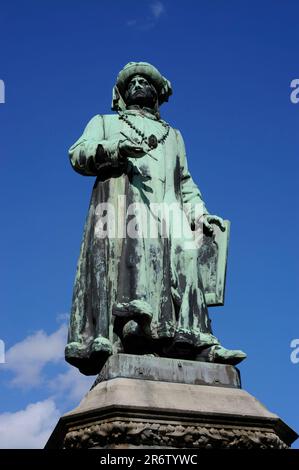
[126,1,165,30]
[150,1,164,19]
[49,367,94,403]
[126,19,137,27]
[4,324,67,388]
[56,312,70,323]
[3,322,94,401]
[0,399,60,449]
[0,324,96,448]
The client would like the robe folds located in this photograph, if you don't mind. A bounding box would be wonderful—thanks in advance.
[65,110,219,375]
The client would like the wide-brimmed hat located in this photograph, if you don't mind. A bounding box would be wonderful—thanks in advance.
[112,61,172,111]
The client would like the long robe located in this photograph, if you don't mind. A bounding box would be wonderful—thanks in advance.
[65,109,219,375]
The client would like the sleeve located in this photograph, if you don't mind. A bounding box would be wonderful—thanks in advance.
[175,129,209,226]
[68,115,121,176]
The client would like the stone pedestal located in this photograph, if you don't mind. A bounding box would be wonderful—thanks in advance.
[46,354,297,449]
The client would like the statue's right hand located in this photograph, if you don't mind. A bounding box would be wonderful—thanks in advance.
[118,141,146,159]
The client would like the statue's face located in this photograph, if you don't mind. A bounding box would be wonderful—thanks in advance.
[125,74,157,108]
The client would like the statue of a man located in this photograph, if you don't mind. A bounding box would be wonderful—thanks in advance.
[65,62,246,375]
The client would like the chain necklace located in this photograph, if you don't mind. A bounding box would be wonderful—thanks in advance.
[118,112,170,150]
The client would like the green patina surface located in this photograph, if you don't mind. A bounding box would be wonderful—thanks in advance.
[65,62,246,375]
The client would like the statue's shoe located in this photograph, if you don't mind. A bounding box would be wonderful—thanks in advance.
[196,345,247,366]
[65,341,87,360]
[162,334,195,360]
[122,320,153,355]
[90,336,113,355]
[113,300,153,338]
[112,300,153,323]
[65,337,113,375]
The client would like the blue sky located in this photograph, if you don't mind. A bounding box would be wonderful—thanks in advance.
[0,0,298,448]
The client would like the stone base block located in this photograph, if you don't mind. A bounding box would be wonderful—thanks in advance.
[46,355,297,449]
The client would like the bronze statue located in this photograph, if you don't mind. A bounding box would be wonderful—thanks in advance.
[65,62,246,375]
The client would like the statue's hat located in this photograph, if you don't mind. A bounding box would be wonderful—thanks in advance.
[112,62,172,111]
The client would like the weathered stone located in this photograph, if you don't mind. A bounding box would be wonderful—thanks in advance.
[46,356,297,449]
[91,354,241,389]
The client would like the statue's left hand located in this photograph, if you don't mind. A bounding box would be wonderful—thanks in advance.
[203,214,226,234]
